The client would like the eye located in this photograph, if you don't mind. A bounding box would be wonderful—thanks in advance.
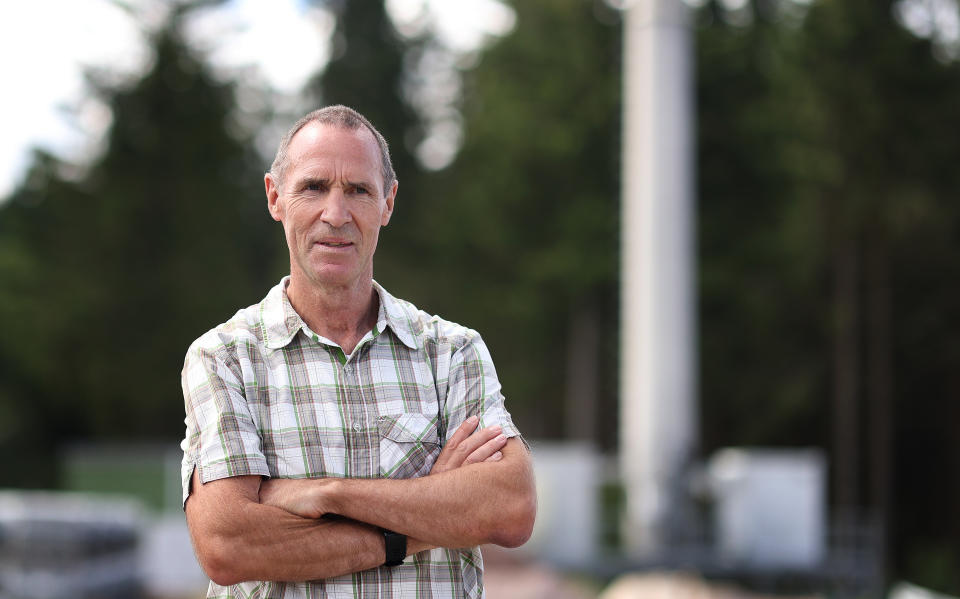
[354,185,370,195]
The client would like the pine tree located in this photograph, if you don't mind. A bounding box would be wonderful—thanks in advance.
[0,8,282,484]
[421,0,623,441]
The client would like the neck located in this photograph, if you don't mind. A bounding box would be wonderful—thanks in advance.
[286,273,378,356]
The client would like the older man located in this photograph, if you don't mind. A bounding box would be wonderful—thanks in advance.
[180,105,536,598]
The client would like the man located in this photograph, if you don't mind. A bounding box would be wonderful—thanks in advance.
[180,105,536,598]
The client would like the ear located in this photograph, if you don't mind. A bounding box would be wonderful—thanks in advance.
[265,173,283,222]
[381,179,398,226]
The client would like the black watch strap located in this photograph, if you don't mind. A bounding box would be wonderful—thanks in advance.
[381,529,407,567]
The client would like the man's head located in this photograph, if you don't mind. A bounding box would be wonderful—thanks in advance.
[269,105,396,194]
[264,106,398,293]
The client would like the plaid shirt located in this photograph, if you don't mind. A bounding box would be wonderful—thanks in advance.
[181,278,521,599]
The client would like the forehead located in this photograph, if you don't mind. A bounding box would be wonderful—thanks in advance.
[286,122,382,182]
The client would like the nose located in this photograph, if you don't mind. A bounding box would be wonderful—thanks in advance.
[321,187,351,228]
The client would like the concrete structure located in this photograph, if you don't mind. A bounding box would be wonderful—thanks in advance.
[708,449,827,568]
[523,442,603,567]
[619,0,697,554]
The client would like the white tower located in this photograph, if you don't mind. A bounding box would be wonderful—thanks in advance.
[619,0,697,554]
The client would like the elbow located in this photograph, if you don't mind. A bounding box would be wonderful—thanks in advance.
[193,532,246,586]
[204,552,242,587]
[492,526,533,549]
[490,491,537,548]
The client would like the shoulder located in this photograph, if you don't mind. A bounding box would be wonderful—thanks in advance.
[378,286,481,353]
[184,292,272,366]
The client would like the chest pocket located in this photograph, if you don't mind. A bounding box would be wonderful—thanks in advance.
[378,413,441,479]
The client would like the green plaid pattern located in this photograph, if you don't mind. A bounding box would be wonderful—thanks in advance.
[181,278,521,599]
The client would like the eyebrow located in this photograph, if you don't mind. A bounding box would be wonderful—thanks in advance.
[347,179,376,191]
[293,176,377,192]
[295,176,329,190]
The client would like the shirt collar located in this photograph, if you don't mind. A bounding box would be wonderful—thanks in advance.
[260,277,303,350]
[261,277,419,351]
[372,280,419,350]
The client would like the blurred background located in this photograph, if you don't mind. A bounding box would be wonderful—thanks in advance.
[0,0,958,597]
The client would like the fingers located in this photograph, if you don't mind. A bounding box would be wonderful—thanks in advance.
[464,433,507,465]
[431,416,510,475]
[432,416,480,473]
[449,425,502,466]
[445,415,481,455]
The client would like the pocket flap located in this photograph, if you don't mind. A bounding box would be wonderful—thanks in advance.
[377,413,439,445]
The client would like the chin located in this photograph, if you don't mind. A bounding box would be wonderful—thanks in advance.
[311,269,363,288]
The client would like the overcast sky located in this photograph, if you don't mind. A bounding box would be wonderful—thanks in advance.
[0,0,514,199]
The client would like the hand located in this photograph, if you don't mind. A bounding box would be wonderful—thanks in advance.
[259,477,331,519]
[430,415,508,475]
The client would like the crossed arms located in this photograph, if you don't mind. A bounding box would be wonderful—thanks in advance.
[185,416,537,586]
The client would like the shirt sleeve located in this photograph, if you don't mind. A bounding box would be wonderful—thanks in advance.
[442,331,524,446]
[180,341,270,508]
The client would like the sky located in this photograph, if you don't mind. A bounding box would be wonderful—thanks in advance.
[0,0,514,200]
[4,0,956,200]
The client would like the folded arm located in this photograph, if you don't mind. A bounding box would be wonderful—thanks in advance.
[261,419,537,549]
[322,437,534,548]
[185,469,429,586]
[185,417,522,585]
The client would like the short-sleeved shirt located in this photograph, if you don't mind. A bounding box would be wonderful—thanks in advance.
[180,278,521,599]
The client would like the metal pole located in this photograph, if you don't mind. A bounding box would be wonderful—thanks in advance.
[619,0,696,555]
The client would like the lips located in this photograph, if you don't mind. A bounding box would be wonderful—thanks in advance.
[314,238,355,250]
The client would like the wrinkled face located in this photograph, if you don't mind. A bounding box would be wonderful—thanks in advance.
[266,122,396,292]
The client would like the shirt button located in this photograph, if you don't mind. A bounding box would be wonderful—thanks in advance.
[353,421,362,432]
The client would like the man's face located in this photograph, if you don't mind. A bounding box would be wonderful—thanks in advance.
[266,122,396,291]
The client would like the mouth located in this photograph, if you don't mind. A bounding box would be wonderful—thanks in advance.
[315,240,354,249]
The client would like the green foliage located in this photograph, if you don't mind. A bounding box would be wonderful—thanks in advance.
[0,12,282,484]
[696,0,960,590]
[416,0,623,439]
[697,0,832,451]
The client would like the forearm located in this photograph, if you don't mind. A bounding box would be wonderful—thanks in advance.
[325,439,535,549]
[201,505,382,584]
[186,471,431,585]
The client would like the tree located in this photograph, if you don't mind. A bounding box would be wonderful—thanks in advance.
[695,0,960,589]
[0,7,282,484]
[420,0,623,442]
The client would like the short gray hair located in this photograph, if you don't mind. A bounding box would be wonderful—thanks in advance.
[269,105,396,193]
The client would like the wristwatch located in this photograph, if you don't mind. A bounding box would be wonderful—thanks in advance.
[381,529,407,567]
